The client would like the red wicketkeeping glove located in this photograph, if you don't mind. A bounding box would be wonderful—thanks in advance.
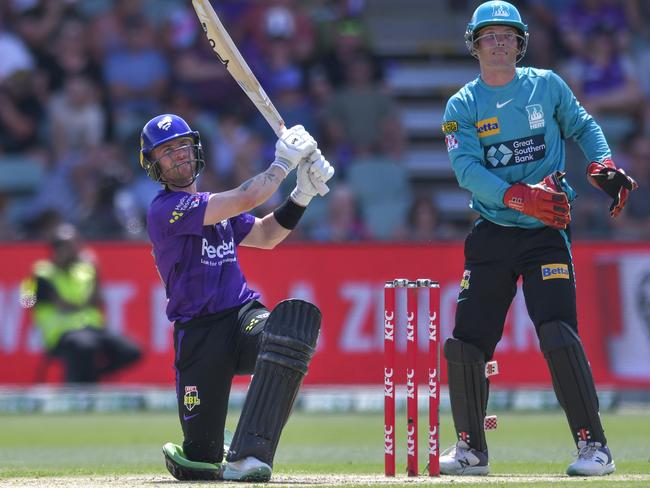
[503,172,571,229]
[587,158,638,217]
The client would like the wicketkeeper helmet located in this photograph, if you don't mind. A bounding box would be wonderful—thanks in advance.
[465,1,529,62]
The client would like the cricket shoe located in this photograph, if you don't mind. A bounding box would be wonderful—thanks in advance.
[566,441,615,476]
[222,456,272,482]
[439,440,490,475]
[162,442,223,481]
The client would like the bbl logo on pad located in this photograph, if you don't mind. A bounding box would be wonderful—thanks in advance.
[184,386,201,411]
[541,263,569,280]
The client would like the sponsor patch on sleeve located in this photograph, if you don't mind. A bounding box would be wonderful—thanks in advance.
[445,133,459,151]
[442,121,458,134]
[541,263,570,280]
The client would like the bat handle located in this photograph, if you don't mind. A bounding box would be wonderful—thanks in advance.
[276,124,287,137]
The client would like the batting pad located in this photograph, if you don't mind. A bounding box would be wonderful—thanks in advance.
[227,299,321,466]
[444,338,489,452]
[539,320,606,445]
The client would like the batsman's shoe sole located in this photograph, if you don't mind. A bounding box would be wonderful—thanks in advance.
[567,463,615,476]
[162,442,224,481]
[440,464,490,476]
[223,456,272,482]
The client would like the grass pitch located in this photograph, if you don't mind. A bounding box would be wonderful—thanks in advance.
[0,410,648,486]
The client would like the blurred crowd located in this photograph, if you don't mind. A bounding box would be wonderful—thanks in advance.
[0,0,648,242]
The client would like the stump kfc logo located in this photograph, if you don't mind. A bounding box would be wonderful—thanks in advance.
[406,368,416,399]
[384,310,394,341]
[428,368,438,399]
[406,311,415,343]
[428,311,438,342]
[384,368,394,398]
[407,424,417,456]
[384,425,394,455]
[428,426,439,456]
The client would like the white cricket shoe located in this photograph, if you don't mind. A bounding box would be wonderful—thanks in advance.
[566,441,615,476]
[440,440,490,475]
[222,456,272,482]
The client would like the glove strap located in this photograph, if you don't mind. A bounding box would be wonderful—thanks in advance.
[290,187,312,207]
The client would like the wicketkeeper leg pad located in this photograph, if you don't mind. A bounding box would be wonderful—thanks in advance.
[227,299,321,466]
[538,320,606,445]
[444,338,489,452]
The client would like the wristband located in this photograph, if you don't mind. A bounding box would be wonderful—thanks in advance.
[270,159,290,177]
[273,196,307,230]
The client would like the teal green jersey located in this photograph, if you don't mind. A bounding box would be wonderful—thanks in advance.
[442,67,610,228]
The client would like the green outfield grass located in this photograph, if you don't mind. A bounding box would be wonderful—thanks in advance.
[0,410,648,486]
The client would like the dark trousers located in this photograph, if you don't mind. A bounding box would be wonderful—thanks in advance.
[173,300,269,463]
[53,327,142,383]
[454,219,577,358]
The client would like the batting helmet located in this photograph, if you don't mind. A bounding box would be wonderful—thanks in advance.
[465,1,529,62]
[140,114,205,186]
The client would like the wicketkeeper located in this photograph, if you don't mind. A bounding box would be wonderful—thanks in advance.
[440,1,637,477]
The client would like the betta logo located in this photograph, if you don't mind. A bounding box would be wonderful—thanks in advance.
[157,115,173,131]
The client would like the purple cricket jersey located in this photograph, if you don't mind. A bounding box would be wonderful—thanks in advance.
[146,189,260,324]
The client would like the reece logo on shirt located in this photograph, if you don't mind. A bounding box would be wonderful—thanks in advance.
[201,237,236,266]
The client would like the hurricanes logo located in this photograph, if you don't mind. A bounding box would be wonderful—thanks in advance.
[169,211,184,224]
[184,386,201,411]
[157,115,173,130]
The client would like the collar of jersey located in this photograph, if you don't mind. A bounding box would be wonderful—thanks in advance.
[477,67,522,91]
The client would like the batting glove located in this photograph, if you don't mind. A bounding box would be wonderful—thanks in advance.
[271,125,317,176]
[290,149,335,206]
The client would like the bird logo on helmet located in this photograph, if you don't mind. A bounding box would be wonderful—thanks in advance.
[140,114,205,187]
[465,1,529,62]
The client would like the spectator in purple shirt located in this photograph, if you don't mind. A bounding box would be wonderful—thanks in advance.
[139,114,333,482]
